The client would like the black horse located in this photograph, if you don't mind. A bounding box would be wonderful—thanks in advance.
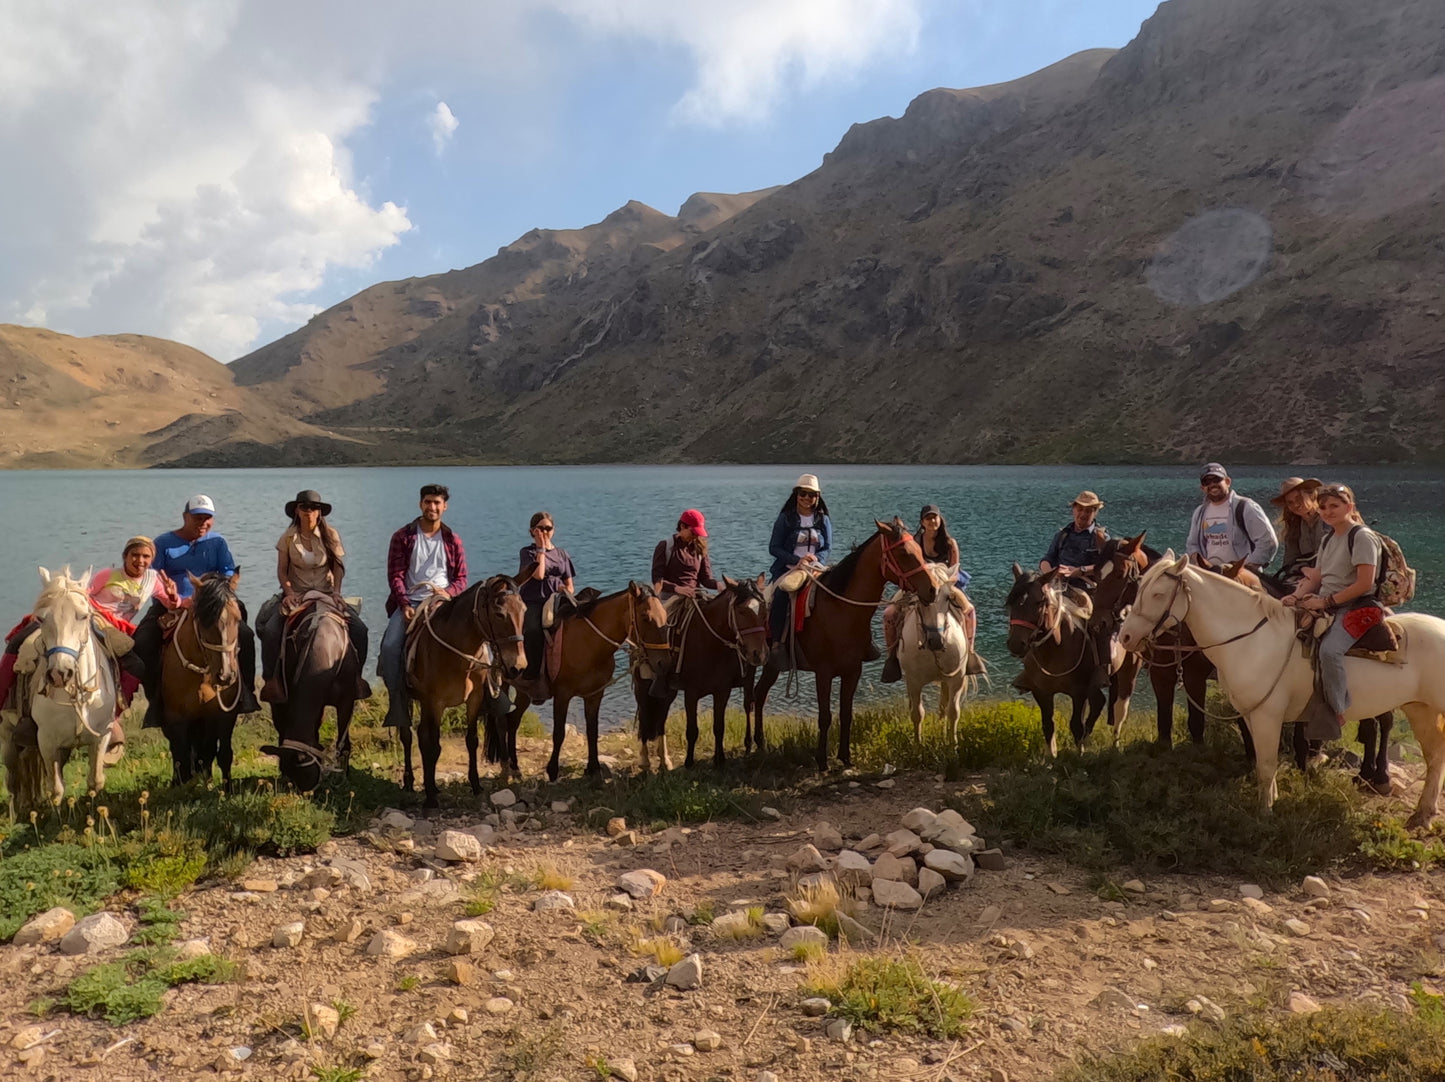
[260,595,364,792]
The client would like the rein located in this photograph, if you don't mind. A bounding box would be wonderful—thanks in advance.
[1133,571,1270,654]
[807,531,933,608]
[419,582,523,688]
[170,605,242,713]
[682,590,766,676]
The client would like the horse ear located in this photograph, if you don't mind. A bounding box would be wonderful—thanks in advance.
[627,580,641,597]
[722,576,737,588]
[755,572,766,589]
[1039,568,1059,587]
[1122,532,1145,553]
[892,516,907,531]
[1169,552,1188,573]
[1223,558,1247,579]
[79,566,94,589]
[874,519,891,533]
[229,570,242,589]
[37,566,51,584]
[1011,562,1024,580]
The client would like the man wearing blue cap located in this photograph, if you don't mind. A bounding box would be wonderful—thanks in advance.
[1186,464,1278,571]
[132,494,260,726]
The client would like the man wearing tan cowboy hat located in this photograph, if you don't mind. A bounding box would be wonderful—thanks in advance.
[1186,463,1278,571]
[1040,491,1109,577]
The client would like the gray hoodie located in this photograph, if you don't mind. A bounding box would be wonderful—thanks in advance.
[1185,490,1279,568]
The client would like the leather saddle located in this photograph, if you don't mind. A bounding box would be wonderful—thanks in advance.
[1296,609,1403,662]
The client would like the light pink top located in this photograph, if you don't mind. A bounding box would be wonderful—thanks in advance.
[89,567,171,624]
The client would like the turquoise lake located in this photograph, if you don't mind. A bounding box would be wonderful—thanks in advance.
[2,465,1441,726]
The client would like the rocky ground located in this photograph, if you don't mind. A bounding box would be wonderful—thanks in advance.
[4,733,1445,1082]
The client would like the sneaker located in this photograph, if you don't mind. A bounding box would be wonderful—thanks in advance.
[103,719,126,765]
[880,653,902,684]
[141,697,164,730]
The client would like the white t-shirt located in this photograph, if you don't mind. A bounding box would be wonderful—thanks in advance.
[407,530,450,601]
[793,514,822,560]
[1201,501,1234,565]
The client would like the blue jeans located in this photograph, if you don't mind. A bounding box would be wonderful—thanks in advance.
[1320,600,1373,715]
[380,608,410,726]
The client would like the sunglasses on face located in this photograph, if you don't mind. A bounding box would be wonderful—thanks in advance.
[797,492,818,500]
[535,525,554,533]
[1200,477,1223,485]
[298,503,322,512]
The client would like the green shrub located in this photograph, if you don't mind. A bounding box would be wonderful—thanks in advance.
[178,790,333,858]
[62,940,237,1024]
[805,954,972,1039]
[0,841,123,941]
[1060,1006,1445,1081]
[964,739,1432,883]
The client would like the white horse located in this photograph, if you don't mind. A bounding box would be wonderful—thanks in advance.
[1118,553,1445,829]
[898,564,975,742]
[13,568,124,809]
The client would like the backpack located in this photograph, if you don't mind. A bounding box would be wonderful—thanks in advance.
[1347,524,1416,608]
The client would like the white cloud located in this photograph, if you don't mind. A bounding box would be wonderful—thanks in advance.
[0,0,927,360]
[428,101,460,154]
[552,0,926,125]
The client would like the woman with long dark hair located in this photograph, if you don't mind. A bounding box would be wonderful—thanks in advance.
[765,474,834,664]
[881,505,981,681]
[258,489,369,703]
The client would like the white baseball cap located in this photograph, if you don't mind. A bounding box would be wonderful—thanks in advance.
[185,494,217,517]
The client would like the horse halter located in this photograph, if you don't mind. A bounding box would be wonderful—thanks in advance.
[880,530,932,595]
[1135,570,1190,643]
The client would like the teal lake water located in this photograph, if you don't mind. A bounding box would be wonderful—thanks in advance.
[3,465,1442,726]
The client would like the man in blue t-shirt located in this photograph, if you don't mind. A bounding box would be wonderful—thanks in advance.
[133,495,259,726]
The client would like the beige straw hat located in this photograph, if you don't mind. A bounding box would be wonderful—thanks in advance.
[794,474,821,494]
[1269,477,1322,506]
[1071,490,1104,509]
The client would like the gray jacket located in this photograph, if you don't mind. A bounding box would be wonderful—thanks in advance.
[1185,491,1279,568]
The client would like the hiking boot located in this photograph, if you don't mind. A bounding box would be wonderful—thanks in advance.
[354,677,373,700]
[259,677,286,705]
[863,641,882,662]
[880,652,902,684]
[236,684,261,715]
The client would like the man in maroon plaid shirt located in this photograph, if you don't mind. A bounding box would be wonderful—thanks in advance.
[378,483,468,727]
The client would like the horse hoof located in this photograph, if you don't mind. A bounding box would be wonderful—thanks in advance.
[1406,811,1433,832]
[1353,774,1393,797]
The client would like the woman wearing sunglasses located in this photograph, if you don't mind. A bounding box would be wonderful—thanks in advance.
[258,489,369,703]
[515,512,577,683]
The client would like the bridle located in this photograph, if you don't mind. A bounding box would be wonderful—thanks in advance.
[1006,578,1093,677]
[682,585,769,674]
[880,530,934,596]
[420,578,525,685]
[36,592,102,701]
[1129,568,1271,653]
[172,591,242,713]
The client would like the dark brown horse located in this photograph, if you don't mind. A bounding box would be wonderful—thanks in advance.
[485,582,669,783]
[751,520,937,771]
[160,572,243,790]
[260,595,363,793]
[634,576,770,771]
[401,576,526,810]
[1005,564,1122,755]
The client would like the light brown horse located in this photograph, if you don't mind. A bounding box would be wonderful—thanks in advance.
[489,583,669,783]
[161,572,243,790]
[402,575,526,811]
[751,520,937,770]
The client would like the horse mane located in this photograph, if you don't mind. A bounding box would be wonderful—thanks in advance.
[820,528,887,594]
[193,574,236,627]
[573,583,655,619]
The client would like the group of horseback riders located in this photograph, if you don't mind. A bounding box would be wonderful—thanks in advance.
[1029,463,1413,737]
[0,464,1411,764]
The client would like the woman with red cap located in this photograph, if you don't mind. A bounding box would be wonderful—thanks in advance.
[652,509,718,606]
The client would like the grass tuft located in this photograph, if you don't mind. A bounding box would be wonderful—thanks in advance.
[627,931,686,968]
[535,864,574,891]
[804,953,972,1039]
[1060,1005,1445,1081]
[787,879,855,939]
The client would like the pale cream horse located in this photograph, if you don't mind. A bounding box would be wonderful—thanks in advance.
[10,569,126,811]
[1118,554,1445,829]
[898,564,977,742]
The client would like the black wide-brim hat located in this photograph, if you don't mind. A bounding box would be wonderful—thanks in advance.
[284,489,333,518]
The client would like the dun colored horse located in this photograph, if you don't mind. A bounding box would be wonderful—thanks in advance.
[260,595,364,793]
[635,576,770,771]
[1118,555,1445,828]
[486,583,669,783]
[161,572,244,790]
[751,520,937,771]
[897,563,975,743]
[401,576,526,810]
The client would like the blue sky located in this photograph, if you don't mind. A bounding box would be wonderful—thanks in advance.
[0,0,1163,360]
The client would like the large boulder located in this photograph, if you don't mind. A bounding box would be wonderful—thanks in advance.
[59,912,129,955]
[13,907,76,946]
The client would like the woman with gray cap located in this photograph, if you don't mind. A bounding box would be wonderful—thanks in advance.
[258,489,369,704]
[881,505,981,681]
